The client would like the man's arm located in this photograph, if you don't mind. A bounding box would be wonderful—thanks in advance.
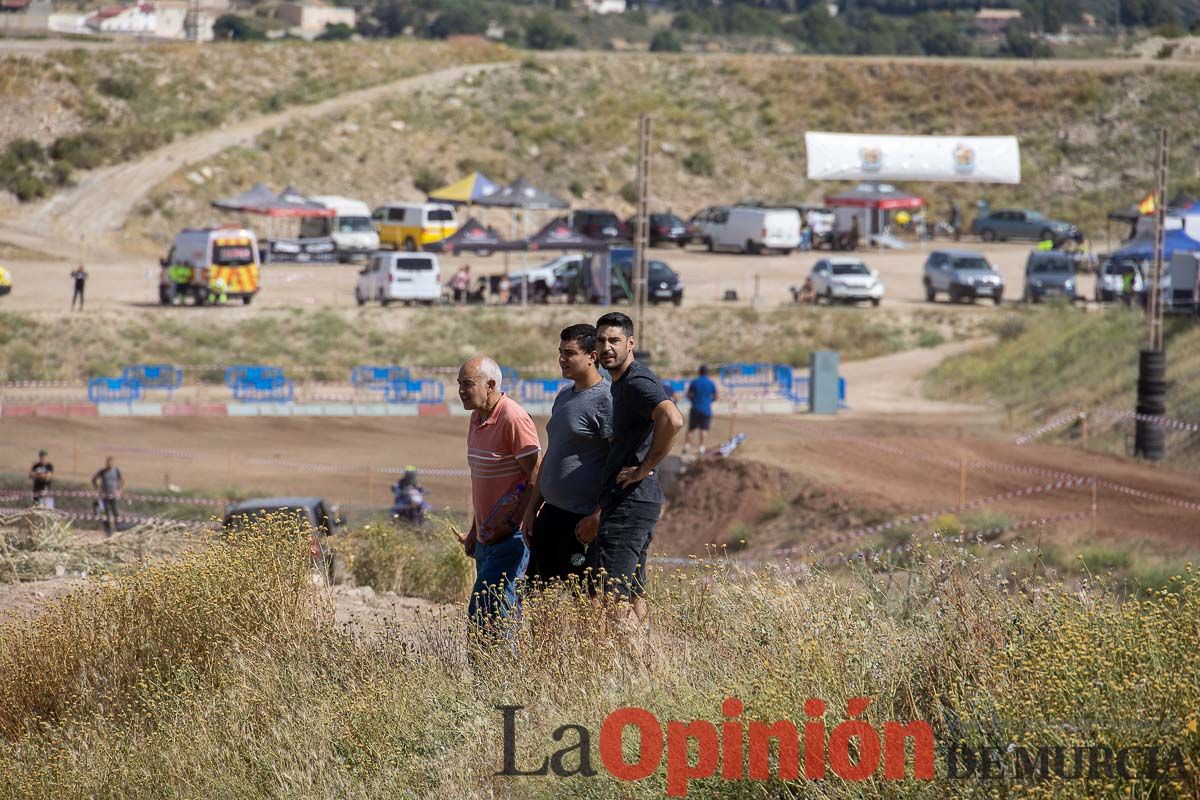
[617,399,684,488]
[519,453,543,542]
[511,451,538,530]
[91,471,101,489]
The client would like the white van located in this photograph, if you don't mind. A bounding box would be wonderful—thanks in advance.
[300,196,380,262]
[355,252,442,306]
[708,207,801,254]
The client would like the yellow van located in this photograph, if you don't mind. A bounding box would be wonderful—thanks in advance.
[372,203,459,251]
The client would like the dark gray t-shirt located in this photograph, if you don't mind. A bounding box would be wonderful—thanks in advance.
[539,380,612,515]
[95,466,122,497]
[602,359,668,507]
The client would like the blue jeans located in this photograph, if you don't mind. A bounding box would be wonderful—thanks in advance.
[468,531,529,634]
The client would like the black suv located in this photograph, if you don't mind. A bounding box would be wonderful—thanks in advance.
[572,209,628,241]
[622,213,692,247]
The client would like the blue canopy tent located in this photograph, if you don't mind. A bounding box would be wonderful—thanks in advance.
[1111,228,1200,261]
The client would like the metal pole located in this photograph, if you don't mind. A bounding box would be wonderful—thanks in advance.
[633,114,651,343]
[1147,128,1167,353]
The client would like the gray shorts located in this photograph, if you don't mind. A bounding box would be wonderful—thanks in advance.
[586,499,661,598]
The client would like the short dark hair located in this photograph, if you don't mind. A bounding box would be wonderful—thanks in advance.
[596,311,634,338]
[560,323,597,354]
[698,364,709,376]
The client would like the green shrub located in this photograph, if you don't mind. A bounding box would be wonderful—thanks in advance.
[96,76,138,100]
[682,148,714,177]
[649,30,682,53]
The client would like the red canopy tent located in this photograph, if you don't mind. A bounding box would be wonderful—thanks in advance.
[825,182,925,241]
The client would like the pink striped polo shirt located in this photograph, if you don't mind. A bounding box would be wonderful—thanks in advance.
[467,393,541,534]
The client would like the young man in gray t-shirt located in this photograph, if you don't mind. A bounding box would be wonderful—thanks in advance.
[521,324,612,583]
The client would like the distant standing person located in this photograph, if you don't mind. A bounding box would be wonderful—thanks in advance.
[577,312,683,619]
[682,365,719,456]
[70,264,88,311]
[521,324,612,584]
[92,456,125,535]
[29,449,54,509]
[949,202,961,242]
[451,265,471,304]
[455,355,540,635]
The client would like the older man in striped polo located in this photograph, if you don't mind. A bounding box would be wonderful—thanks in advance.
[456,355,541,635]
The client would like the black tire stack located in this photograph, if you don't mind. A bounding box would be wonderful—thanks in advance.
[1134,349,1167,461]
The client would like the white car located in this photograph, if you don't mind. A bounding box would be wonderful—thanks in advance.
[508,254,582,295]
[809,257,884,306]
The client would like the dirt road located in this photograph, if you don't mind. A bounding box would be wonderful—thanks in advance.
[0,60,516,260]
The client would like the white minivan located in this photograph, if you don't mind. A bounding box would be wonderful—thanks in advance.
[708,206,801,255]
[300,196,380,262]
[355,252,442,306]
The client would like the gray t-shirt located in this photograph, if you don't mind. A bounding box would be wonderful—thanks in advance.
[538,380,613,515]
[95,466,122,497]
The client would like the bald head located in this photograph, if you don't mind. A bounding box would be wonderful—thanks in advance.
[457,356,503,412]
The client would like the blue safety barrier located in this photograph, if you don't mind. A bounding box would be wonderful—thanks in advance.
[718,362,775,390]
[384,379,446,404]
[351,365,411,391]
[518,378,572,404]
[501,366,520,386]
[772,364,795,396]
[122,364,183,396]
[88,377,143,403]
[231,377,295,402]
[663,379,687,397]
[224,365,284,388]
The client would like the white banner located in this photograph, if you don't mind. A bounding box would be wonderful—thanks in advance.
[805,132,1021,184]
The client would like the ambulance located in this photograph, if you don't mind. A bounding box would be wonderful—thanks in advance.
[160,227,260,306]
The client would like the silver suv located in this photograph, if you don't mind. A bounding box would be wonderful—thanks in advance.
[923,249,1004,304]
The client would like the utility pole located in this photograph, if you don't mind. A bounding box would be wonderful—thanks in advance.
[632,114,651,347]
[1134,128,1168,461]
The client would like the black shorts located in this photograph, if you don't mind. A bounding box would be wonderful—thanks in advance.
[688,408,713,431]
[528,502,589,585]
[586,499,661,598]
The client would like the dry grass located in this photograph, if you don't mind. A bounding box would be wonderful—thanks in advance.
[0,514,1196,797]
[0,305,981,383]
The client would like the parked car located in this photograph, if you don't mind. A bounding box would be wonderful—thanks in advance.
[688,206,729,249]
[609,253,684,305]
[223,496,343,583]
[371,202,458,251]
[1023,251,1080,303]
[355,252,442,306]
[706,206,801,254]
[571,209,628,242]
[622,213,692,247]
[1094,257,1145,303]
[923,249,1005,304]
[808,257,884,306]
[507,254,583,300]
[970,209,1077,244]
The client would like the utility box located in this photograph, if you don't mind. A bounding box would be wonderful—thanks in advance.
[809,350,840,415]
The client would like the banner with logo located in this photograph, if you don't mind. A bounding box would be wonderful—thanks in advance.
[805,132,1021,184]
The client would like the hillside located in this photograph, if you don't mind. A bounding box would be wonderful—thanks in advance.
[124,53,1200,247]
[0,38,509,202]
[925,306,1200,467]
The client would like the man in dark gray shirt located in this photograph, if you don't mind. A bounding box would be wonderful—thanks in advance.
[579,311,683,619]
[522,324,612,583]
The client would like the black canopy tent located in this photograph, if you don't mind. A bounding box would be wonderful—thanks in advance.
[471,177,572,305]
[423,218,522,254]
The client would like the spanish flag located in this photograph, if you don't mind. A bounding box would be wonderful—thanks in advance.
[1138,192,1156,215]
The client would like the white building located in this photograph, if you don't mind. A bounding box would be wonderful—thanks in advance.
[276,2,355,38]
[86,2,156,33]
[582,0,626,14]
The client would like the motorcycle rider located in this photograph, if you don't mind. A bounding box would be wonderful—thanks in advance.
[392,466,427,524]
